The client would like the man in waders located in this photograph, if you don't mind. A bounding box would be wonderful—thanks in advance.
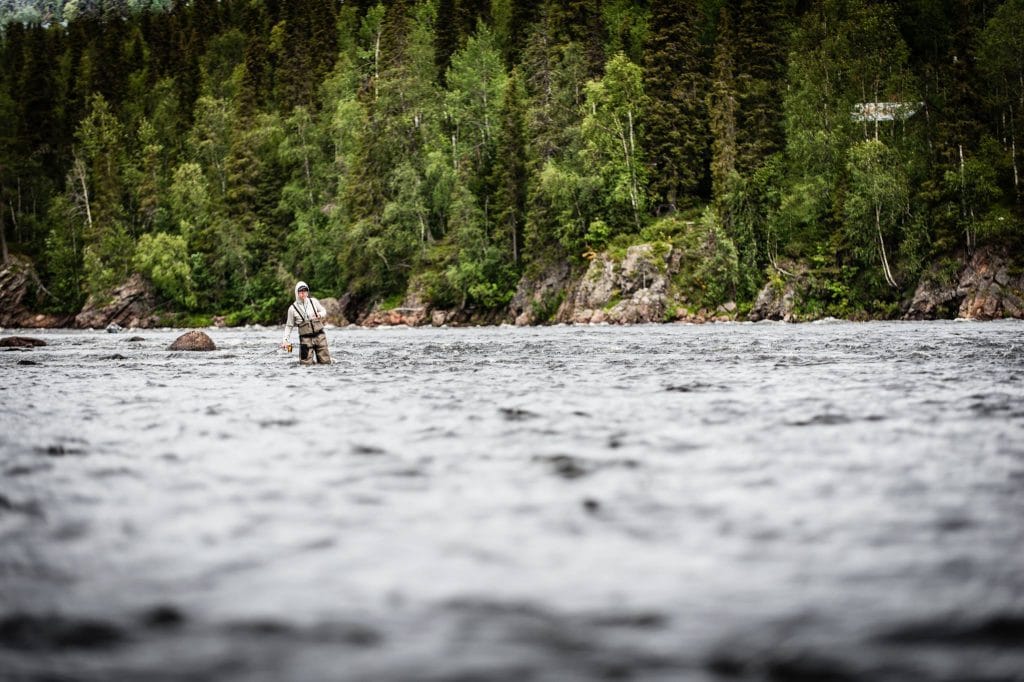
[281,281,332,364]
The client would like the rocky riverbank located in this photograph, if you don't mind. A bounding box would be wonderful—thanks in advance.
[3,245,1022,330]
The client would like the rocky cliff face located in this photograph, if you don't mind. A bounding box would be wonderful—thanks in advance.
[560,244,675,324]
[904,248,1024,321]
[74,273,159,329]
[748,266,808,323]
[509,261,574,326]
[957,248,1024,320]
[508,244,738,325]
[0,256,70,328]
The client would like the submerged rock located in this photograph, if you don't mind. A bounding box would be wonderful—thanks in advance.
[0,612,127,650]
[168,330,216,351]
[0,336,47,348]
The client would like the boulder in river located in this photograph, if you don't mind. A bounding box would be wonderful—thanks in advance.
[0,336,47,348]
[168,330,216,351]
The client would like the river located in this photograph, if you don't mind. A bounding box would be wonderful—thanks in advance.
[1,321,1023,681]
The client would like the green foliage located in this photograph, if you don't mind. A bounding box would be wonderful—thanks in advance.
[531,289,564,323]
[133,231,195,308]
[42,195,86,312]
[642,0,708,210]
[580,52,647,233]
[601,0,648,64]
[943,152,1005,252]
[844,139,910,287]
[666,207,739,309]
[538,158,602,255]
[1,0,1022,324]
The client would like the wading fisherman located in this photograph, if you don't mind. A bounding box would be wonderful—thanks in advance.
[281,281,332,364]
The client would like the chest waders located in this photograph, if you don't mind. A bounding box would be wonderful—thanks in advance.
[293,302,331,364]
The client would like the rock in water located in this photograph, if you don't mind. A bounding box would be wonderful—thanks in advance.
[168,330,216,351]
[0,336,47,348]
[106,323,123,333]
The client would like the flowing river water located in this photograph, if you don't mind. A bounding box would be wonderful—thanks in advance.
[1,321,1023,681]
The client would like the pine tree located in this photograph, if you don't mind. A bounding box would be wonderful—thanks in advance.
[435,0,459,84]
[518,5,592,257]
[642,0,708,212]
[708,4,738,200]
[488,69,529,264]
[494,0,543,66]
[977,0,1024,207]
[733,0,790,175]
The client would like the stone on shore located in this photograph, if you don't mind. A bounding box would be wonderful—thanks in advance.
[74,273,158,329]
[565,244,675,324]
[904,248,1024,320]
[748,265,807,322]
[168,330,216,351]
[0,256,69,328]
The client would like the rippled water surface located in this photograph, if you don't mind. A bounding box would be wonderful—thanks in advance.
[2,321,1023,681]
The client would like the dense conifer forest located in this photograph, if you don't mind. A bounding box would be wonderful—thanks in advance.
[1,0,1021,323]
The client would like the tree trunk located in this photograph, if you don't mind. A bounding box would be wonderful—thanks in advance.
[512,216,519,265]
[72,155,94,233]
[958,143,973,255]
[876,204,897,288]
[1011,103,1019,202]
[0,201,8,264]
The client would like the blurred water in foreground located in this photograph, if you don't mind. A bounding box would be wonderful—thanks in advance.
[1,321,1023,682]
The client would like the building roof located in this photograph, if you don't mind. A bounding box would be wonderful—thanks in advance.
[851,101,923,122]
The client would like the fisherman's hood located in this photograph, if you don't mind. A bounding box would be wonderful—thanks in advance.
[294,281,309,302]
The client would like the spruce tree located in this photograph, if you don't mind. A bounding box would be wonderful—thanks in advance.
[707,4,738,201]
[733,0,790,175]
[488,69,529,265]
[435,0,459,84]
[642,0,708,212]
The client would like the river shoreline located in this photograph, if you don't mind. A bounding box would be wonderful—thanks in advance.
[4,244,1023,331]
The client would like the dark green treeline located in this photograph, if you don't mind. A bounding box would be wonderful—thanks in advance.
[1,0,1021,322]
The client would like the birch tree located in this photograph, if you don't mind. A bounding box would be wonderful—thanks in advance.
[845,139,907,288]
[580,52,646,233]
